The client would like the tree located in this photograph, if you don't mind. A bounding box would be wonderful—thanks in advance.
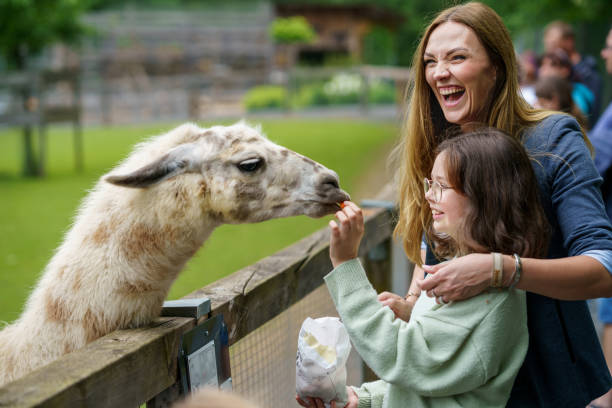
[0,0,91,70]
[0,0,90,176]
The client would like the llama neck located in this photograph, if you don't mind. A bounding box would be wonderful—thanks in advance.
[19,205,217,334]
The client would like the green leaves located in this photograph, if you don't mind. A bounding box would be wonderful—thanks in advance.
[269,16,316,45]
[0,0,90,69]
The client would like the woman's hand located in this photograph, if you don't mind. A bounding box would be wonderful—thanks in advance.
[329,201,364,268]
[378,291,417,321]
[296,387,359,408]
[418,253,492,302]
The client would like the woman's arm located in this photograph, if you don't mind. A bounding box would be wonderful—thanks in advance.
[420,115,612,302]
[419,253,612,301]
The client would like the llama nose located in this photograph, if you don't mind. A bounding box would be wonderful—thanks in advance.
[318,171,350,202]
[320,173,340,190]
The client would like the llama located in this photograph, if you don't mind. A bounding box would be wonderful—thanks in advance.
[0,122,350,386]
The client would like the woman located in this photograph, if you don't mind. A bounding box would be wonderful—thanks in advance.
[380,2,612,407]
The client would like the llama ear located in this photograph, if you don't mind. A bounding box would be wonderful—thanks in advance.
[105,144,202,188]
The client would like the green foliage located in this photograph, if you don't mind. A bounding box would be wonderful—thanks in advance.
[0,119,397,323]
[0,0,91,69]
[269,16,316,44]
[363,26,397,66]
[243,85,287,110]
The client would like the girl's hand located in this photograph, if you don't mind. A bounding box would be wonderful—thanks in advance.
[417,253,492,302]
[296,387,358,408]
[329,201,364,268]
[378,291,416,321]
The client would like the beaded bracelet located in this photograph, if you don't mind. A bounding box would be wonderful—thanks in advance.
[509,254,522,289]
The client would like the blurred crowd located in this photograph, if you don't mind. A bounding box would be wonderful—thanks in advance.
[519,21,606,129]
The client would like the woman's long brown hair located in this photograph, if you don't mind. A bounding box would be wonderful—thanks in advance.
[428,129,549,259]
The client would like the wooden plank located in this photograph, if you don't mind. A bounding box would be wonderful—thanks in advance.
[185,207,396,344]
[0,317,195,408]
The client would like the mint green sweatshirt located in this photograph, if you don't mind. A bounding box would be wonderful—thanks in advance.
[324,259,528,408]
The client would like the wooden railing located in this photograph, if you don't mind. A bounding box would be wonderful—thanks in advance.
[0,201,397,407]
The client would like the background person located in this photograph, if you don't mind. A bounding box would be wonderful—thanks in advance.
[374,2,612,407]
[518,50,539,106]
[585,26,612,408]
[538,47,594,122]
[534,75,588,129]
[543,20,603,123]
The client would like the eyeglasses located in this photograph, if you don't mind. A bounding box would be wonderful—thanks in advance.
[423,178,454,203]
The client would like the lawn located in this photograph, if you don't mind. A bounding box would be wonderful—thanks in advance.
[0,118,398,323]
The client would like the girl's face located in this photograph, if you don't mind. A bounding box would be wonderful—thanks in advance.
[424,22,497,128]
[426,152,471,240]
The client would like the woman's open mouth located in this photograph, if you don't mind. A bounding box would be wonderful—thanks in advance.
[439,86,465,105]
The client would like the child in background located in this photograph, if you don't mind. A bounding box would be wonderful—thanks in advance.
[298,129,550,408]
[539,48,595,123]
[535,75,589,129]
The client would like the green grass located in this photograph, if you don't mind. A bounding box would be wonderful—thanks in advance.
[0,119,398,323]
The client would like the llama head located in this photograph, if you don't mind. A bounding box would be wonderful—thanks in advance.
[104,122,350,223]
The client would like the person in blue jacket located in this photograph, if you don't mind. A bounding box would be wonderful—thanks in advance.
[584,26,612,408]
[378,3,612,407]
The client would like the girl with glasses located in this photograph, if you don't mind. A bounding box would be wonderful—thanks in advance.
[297,129,549,408]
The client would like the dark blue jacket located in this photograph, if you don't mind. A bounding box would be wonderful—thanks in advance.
[589,102,612,219]
[426,114,612,407]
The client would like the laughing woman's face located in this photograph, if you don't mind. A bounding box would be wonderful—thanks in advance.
[424,21,497,128]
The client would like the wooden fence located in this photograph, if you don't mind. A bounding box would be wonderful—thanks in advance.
[0,200,399,407]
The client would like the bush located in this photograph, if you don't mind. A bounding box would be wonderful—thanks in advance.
[243,75,397,112]
[369,79,397,104]
[243,85,287,111]
[269,16,316,44]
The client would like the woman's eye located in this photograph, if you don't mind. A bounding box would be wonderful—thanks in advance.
[237,158,264,172]
[451,55,466,61]
[424,59,435,66]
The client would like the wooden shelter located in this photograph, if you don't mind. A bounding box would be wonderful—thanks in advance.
[274,4,403,66]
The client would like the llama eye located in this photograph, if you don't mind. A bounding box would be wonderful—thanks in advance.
[237,158,263,173]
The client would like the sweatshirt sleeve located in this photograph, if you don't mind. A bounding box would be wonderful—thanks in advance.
[324,259,489,397]
[351,380,388,408]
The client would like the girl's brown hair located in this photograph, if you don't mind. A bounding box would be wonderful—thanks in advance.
[393,2,580,264]
[428,129,549,259]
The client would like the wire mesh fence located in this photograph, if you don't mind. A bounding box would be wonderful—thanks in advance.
[229,284,364,407]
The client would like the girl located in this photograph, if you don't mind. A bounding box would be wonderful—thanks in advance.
[298,129,549,408]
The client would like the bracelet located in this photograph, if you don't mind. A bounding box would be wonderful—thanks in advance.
[510,254,522,289]
[491,252,503,287]
[404,292,418,300]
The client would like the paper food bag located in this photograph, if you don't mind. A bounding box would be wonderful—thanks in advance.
[296,317,351,408]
